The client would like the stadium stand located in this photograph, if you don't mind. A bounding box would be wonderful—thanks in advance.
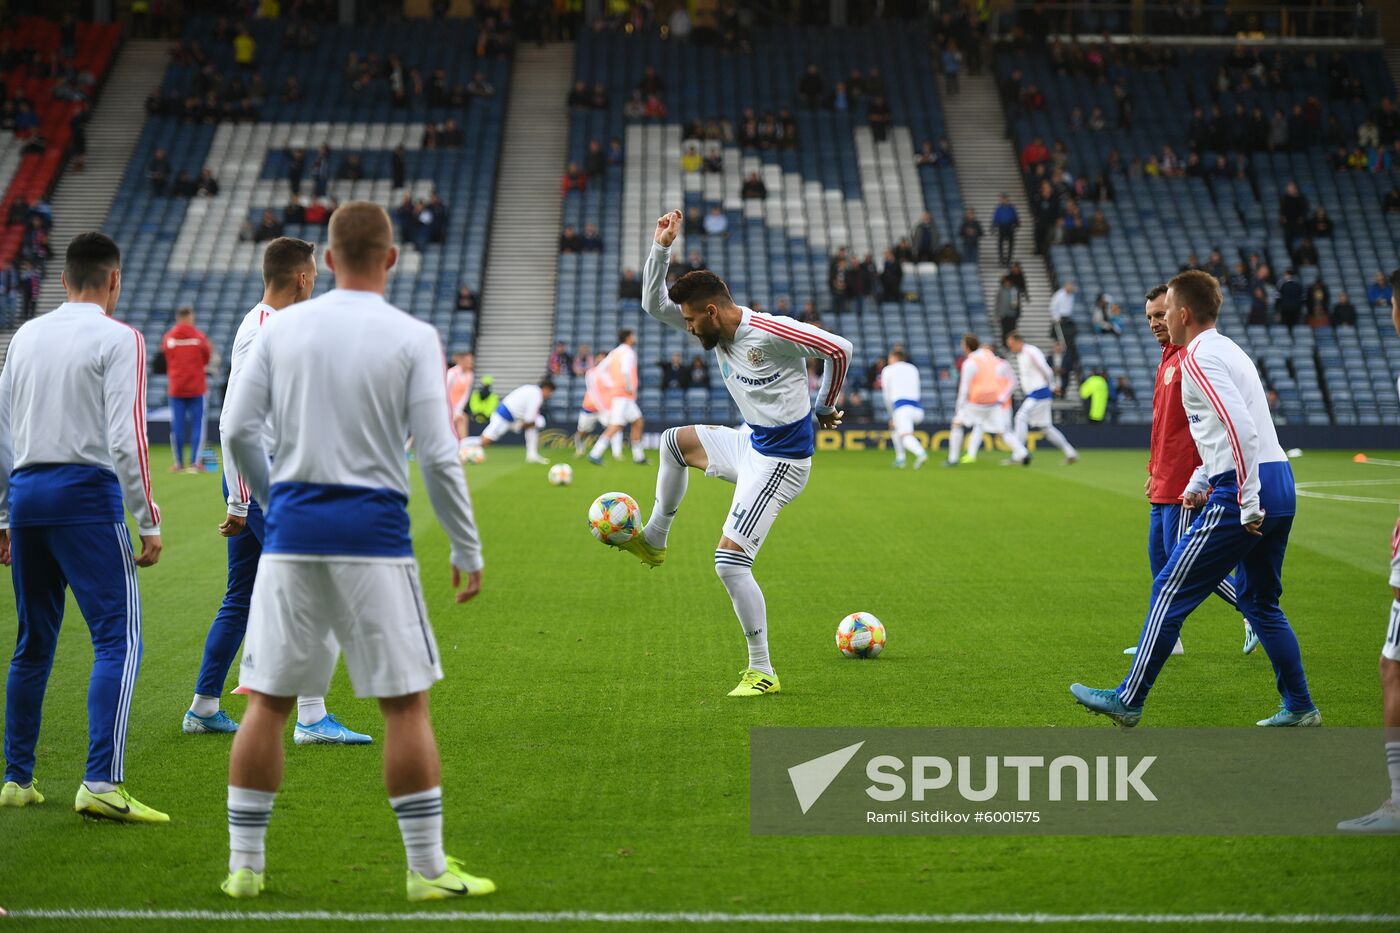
[107,16,507,416]
[998,41,1400,426]
[551,22,986,427]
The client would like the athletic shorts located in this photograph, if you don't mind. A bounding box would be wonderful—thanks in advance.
[1016,396,1054,429]
[695,424,811,559]
[956,403,1009,434]
[891,406,925,436]
[241,557,444,698]
[577,410,601,433]
[1387,516,1400,662]
[607,397,642,427]
[481,412,518,442]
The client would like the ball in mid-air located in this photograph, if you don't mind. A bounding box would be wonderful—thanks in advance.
[463,446,486,465]
[588,491,641,545]
[548,463,573,486]
[836,612,886,659]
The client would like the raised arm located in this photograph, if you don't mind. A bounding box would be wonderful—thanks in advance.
[642,209,689,332]
[103,327,161,537]
[407,330,484,601]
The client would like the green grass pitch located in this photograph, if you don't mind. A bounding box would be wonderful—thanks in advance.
[2,445,1398,931]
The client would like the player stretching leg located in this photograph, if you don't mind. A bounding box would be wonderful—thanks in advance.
[1071,271,1317,727]
[184,238,371,745]
[617,209,851,697]
[588,330,648,466]
[1005,332,1078,465]
[880,348,927,469]
[1124,284,1255,658]
[467,378,554,464]
[221,203,492,899]
[573,352,607,457]
[1338,277,1400,833]
[948,335,1023,465]
[0,233,167,822]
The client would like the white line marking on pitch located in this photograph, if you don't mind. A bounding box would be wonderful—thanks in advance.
[1296,491,1397,504]
[1357,457,1400,468]
[1296,479,1400,488]
[5,909,1400,925]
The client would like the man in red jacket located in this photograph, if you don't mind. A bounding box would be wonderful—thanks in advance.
[1126,284,1257,656]
[163,305,213,472]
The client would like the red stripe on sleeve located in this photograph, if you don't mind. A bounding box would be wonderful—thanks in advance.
[1183,349,1245,503]
[747,317,848,409]
[127,327,159,525]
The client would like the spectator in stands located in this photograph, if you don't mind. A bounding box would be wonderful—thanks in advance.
[828,82,848,113]
[581,224,603,252]
[1049,281,1078,377]
[799,65,825,108]
[426,194,448,244]
[959,209,983,260]
[17,261,39,322]
[894,238,917,265]
[681,143,703,173]
[1092,293,1119,335]
[637,65,664,97]
[234,27,256,71]
[1330,292,1357,327]
[684,249,705,274]
[1176,252,1200,272]
[1306,280,1330,324]
[252,210,284,243]
[567,81,589,108]
[561,162,587,194]
[1368,271,1393,309]
[992,194,1018,265]
[689,355,710,388]
[1358,117,1381,150]
[1019,136,1049,174]
[590,83,609,110]
[702,143,723,173]
[337,153,364,181]
[911,212,939,263]
[1375,97,1400,144]
[1227,262,1250,295]
[585,139,606,180]
[438,119,464,148]
[618,268,642,300]
[1031,180,1059,256]
[1278,181,1309,242]
[197,168,219,197]
[282,194,306,225]
[607,137,624,165]
[1292,237,1319,268]
[867,96,891,143]
[311,144,332,198]
[1087,209,1109,238]
[829,258,850,315]
[467,71,495,98]
[1113,82,1132,128]
[683,207,704,237]
[281,76,304,103]
[659,353,686,391]
[285,147,305,195]
[941,42,962,95]
[1275,268,1304,329]
[915,139,937,168]
[1384,186,1400,214]
[388,144,406,190]
[643,94,668,120]
[703,206,728,237]
[995,276,1021,339]
[147,148,171,196]
[548,343,571,376]
[457,285,479,312]
[19,217,49,265]
[569,345,594,377]
[848,255,874,314]
[880,249,903,304]
[172,170,197,198]
[1020,84,1045,113]
[558,226,582,254]
[1059,201,1088,246]
[1202,249,1227,283]
[741,172,767,200]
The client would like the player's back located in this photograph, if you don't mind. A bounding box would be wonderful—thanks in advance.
[881,360,920,409]
[1016,344,1053,396]
[1183,329,1287,467]
[602,344,637,398]
[258,288,434,496]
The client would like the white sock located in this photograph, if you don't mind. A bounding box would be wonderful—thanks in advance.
[191,694,220,718]
[715,550,772,675]
[967,426,984,458]
[390,787,447,879]
[1387,740,1400,805]
[610,431,624,459]
[1043,424,1078,458]
[525,427,540,459]
[632,440,646,463]
[1004,426,1028,460]
[574,433,586,454]
[947,425,965,463]
[589,435,609,459]
[84,780,116,794]
[228,785,276,874]
[296,696,327,726]
[643,429,688,547]
[901,434,925,461]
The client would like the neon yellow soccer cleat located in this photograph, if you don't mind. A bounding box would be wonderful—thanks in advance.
[727,668,781,697]
[74,784,170,824]
[619,532,666,568]
[406,856,497,901]
[221,867,265,899]
[0,779,44,807]
[958,453,976,464]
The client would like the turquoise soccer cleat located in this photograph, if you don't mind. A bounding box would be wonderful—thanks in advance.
[183,710,240,734]
[1256,703,1322,727]
[294,714,373,745]
[1070,683,1143,727]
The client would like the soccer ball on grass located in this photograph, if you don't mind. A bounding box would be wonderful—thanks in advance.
[836,612,886,658]
[548,463,573,486]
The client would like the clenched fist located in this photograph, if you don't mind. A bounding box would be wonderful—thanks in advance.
[654,209,682,248]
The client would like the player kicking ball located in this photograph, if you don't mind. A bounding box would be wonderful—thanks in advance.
[610,209,852,697]
[463,377,554,464]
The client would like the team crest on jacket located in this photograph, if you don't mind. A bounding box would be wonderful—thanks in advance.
[1164,364,1176,385]
[747,347,765,366]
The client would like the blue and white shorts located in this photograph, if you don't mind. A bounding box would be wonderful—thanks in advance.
[695,424,810,559]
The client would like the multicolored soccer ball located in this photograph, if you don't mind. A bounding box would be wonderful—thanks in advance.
[588,491,641,545]
[548,463,573,486]
[836,612,886,659]
[462,446,486,465]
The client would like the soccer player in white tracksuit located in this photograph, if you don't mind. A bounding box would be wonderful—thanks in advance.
[1072,270,1317,728]
[588,330,648,465]
[573,352,608,457]
[619,208,853,698]
[1004,330,1078,465]
[471,379,554,463]
[184,237,369,745]
[0,233,169,822]
[880,349,927,469]
[220,203,493,900]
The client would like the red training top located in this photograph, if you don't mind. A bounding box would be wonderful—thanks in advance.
[1147,343,1202,504]
[162,322,212,398]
